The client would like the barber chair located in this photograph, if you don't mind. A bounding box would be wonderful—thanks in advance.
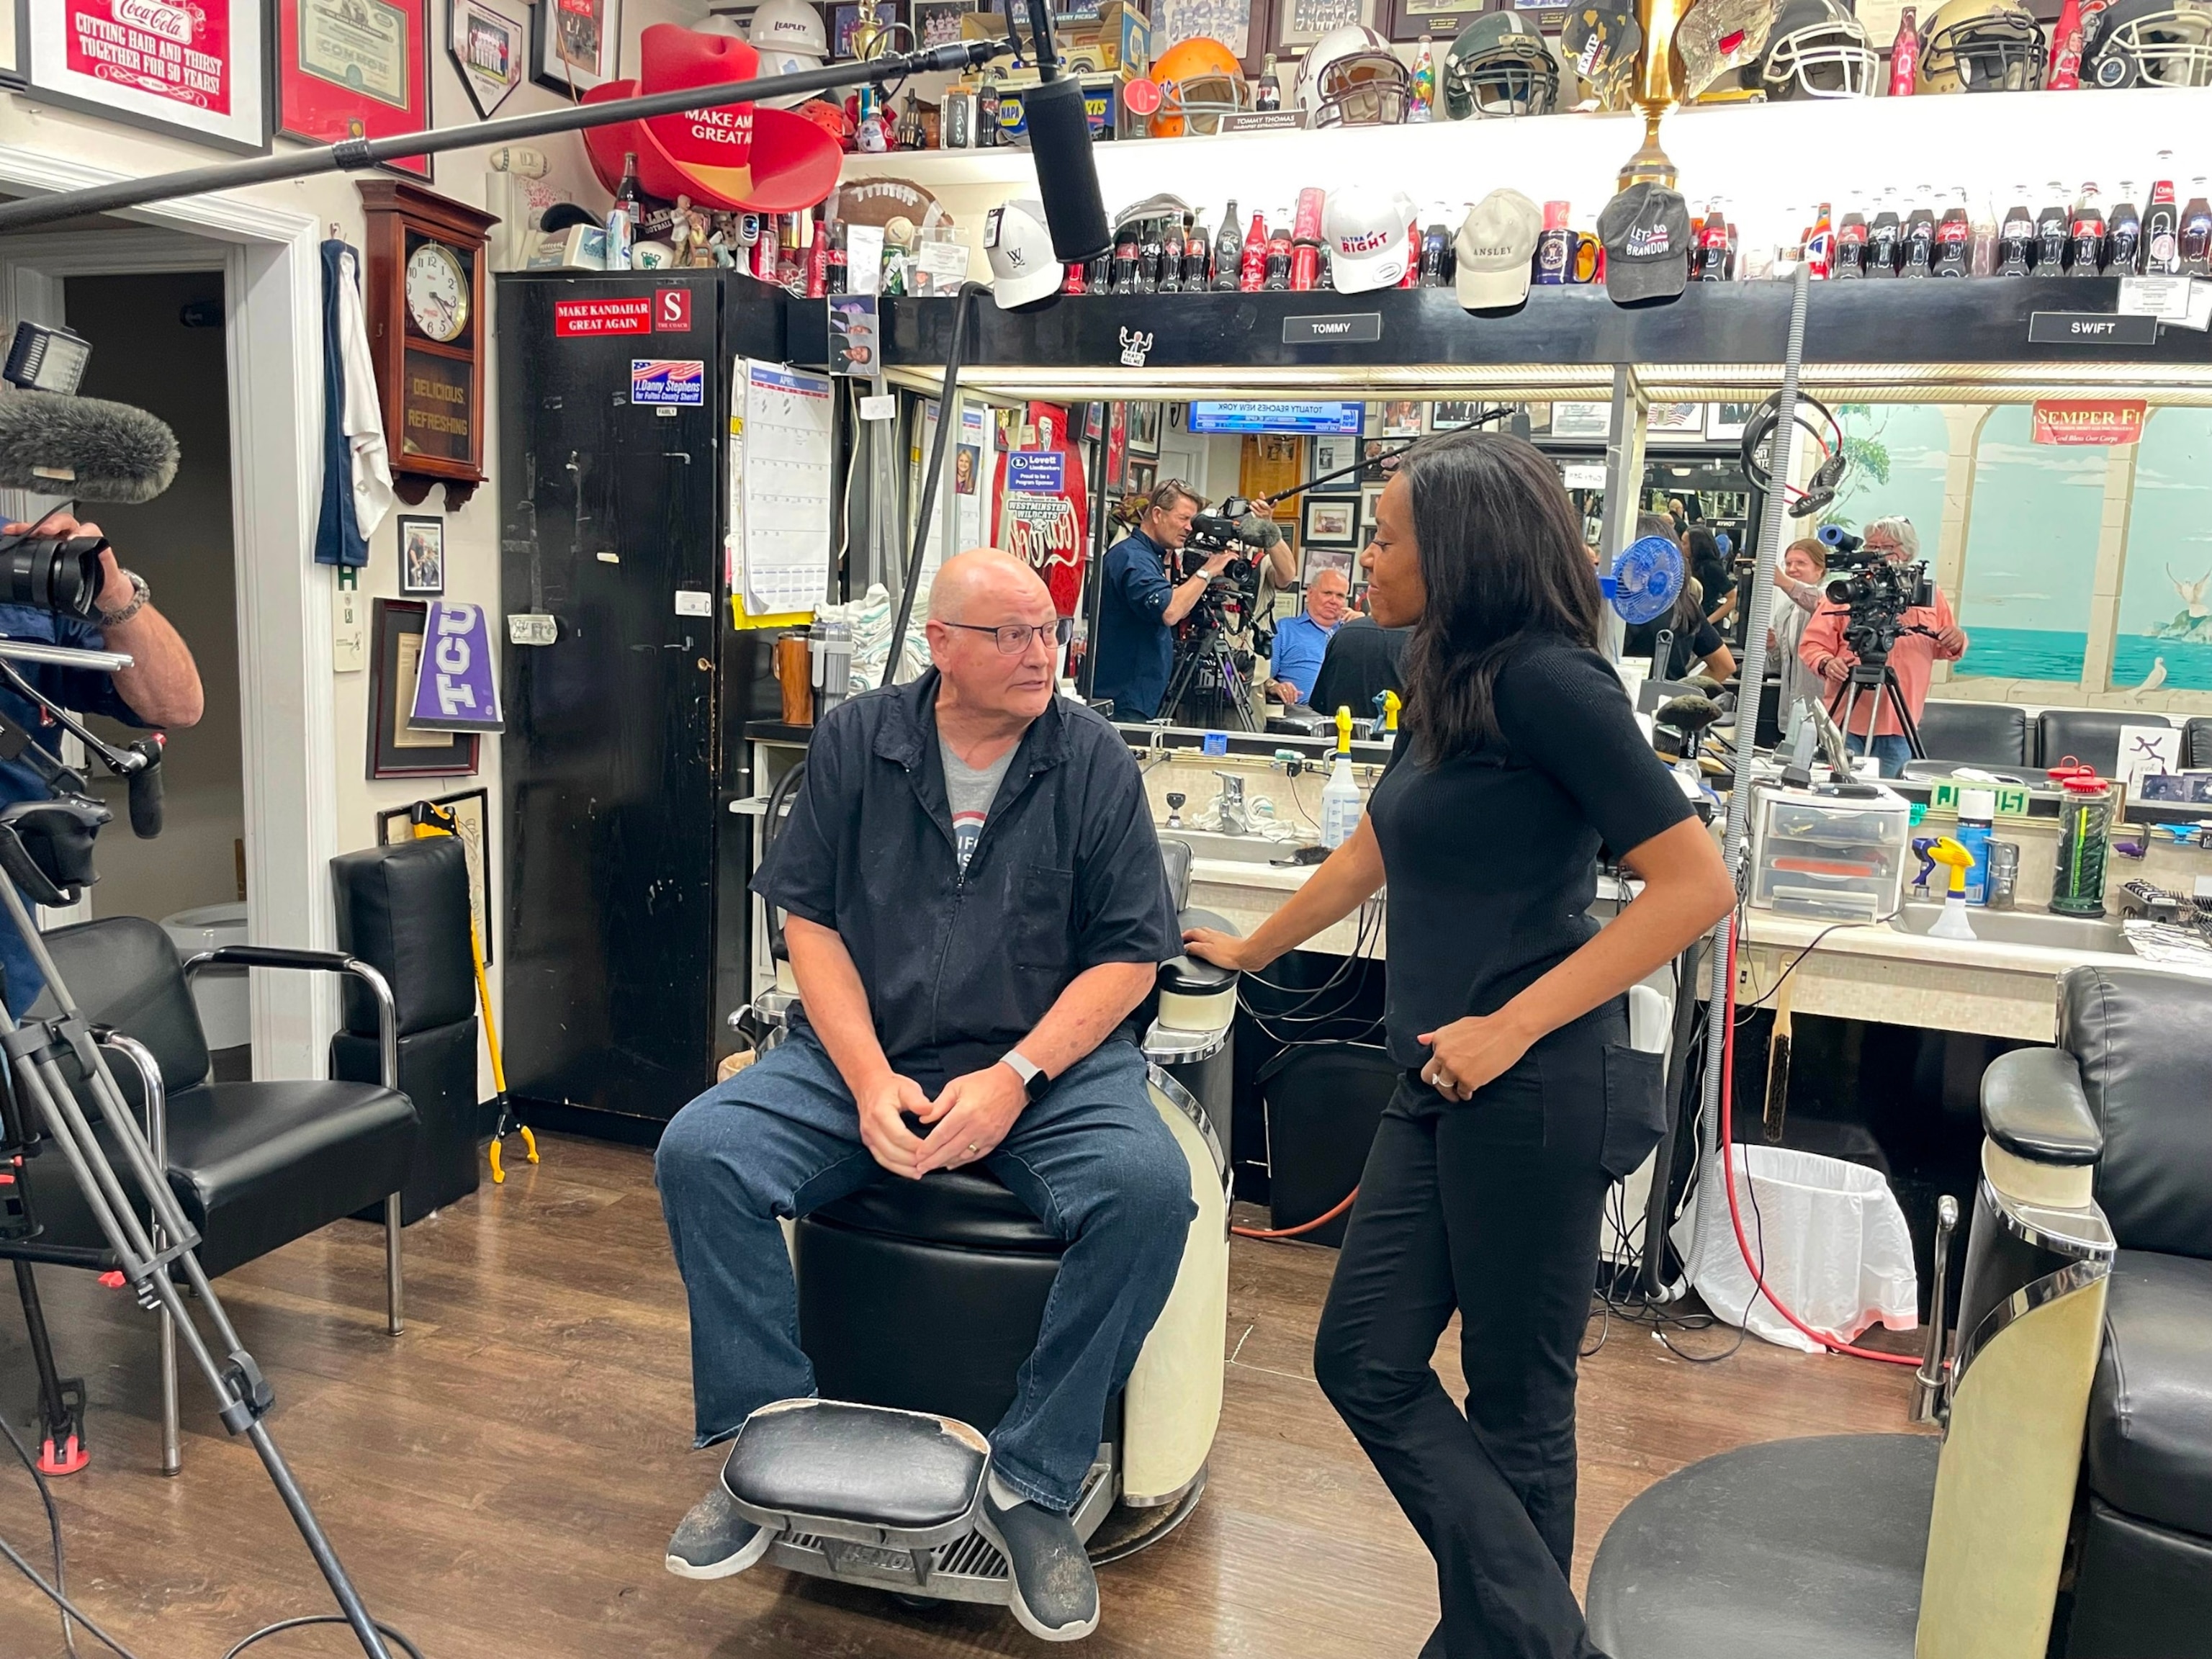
[1582,962,2212,1659]
[1915,701,2032,769]
[717,838,1238,1615]
[2038,710,2177,778]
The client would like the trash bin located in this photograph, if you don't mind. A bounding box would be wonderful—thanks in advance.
[1671,1144,1919,1354]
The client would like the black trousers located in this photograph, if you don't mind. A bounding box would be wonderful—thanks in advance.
[1313,999,1663,1659]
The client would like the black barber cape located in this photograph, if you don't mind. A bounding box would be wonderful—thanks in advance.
[755,670,1179,1088]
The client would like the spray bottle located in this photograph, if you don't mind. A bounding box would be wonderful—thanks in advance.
[1924,837,1979,940]
[1377,688,1401,750]
[1320,707,1363,848]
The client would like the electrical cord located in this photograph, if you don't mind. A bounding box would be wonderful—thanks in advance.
[0,1528,140,1659]
[1232,1187,1357,1241]
[222,1618,426,1659]
[1,1413,82,1658]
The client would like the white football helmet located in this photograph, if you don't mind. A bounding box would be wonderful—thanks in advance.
[1295,24,1412,126]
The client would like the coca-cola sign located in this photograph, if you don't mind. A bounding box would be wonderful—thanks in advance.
[24,0,266,150]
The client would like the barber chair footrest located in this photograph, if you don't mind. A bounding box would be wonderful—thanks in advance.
[722,1398,989,1555]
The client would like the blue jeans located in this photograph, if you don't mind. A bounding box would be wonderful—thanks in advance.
[656,1030,1194,1513]
[1845,732,1913,778]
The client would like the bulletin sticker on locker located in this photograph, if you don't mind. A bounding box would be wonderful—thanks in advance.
[631,359,706,405]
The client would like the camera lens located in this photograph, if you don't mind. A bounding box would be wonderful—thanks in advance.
[0,533,102,619]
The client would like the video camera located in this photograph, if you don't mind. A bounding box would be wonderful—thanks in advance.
[1817,524,1935,663]
[0,531,107,620]
[1176,502,1271,586]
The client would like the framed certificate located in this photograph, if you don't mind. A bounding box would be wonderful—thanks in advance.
[278,0,432,179]
[21,0,269,151]
[1385,0,1488,42]
[532,0,621,96]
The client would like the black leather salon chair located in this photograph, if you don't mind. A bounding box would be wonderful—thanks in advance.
[1915,700,2031,768]
[2054,965,2212,1657]
[1,917,415,1474]
[2182,716,2212,769]
[2038,709,2177,777]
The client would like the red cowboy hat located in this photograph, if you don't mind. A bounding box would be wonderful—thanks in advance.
[580,25,842,214]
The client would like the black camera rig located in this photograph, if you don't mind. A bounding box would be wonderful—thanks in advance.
[1815,526,1939,761]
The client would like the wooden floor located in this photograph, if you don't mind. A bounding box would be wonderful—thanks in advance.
[0,1135,1921,1658]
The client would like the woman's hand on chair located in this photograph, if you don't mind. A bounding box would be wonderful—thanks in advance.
[1182,927,1259,972]
[1417,1013,1537,1102]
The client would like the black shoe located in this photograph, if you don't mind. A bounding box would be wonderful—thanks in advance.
[665,1481,773,1581]
[976,1487,1100,1642]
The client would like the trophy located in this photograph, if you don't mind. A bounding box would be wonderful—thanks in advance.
[1619,0,1693,186]
[1619,0,1782,187]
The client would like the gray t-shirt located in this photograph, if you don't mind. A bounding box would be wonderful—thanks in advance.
[940,734,1016,873]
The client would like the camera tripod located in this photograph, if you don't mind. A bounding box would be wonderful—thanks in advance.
[0,803,399,1654]
[1159,607,1259,732]
[1826,654,1926,763]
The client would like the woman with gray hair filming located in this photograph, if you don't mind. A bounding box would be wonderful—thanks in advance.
[1183,431,1732,1658]
[1798,514,1968,778]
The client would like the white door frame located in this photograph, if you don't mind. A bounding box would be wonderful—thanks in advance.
[0,148,337,1079]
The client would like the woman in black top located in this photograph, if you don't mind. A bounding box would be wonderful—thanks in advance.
[1187,432,1732,1659]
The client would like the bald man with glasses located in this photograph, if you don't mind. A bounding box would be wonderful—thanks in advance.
[656,550,1192,1641]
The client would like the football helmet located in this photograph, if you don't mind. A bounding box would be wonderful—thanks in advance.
[2081,0,2212,85]
[1152,35,1250,135]
[1295,24,1412,126]
[1916,0,2046,91]
[1759,0,1879,96]
[1443,12,1562,117]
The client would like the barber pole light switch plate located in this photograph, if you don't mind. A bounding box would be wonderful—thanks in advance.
[334,584,367,673]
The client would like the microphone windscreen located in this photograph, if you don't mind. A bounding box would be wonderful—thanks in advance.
[0,393,179,504]
[1657,695,1721,732]
[1021,77,1110,262]
[127,755,163,839]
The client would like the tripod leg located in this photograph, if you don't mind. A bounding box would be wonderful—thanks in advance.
[14,1260,86,1474]
[160,1298,179,1475]
[1890,669,1927,760]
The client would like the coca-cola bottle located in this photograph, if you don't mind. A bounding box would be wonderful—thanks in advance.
[1889,9,1920,95]
[1695,198,1730,281]
[1110,220,1139,293]
[2106,181,2142,275]
[2069,182,2106,276]
[2033,181,2071,275]
[1255,54,1282,111]
[1835,202,1868,277]
[1418,221,1449,286]
[1213,201,1243,291]
[1934,189,1971,276]
[1061,261,1086,296]
[1263,216,1293,289]
[1182,214,1210,289]
[1999,187,2036,276]
[1969,193,2000,276]
[1902,187,1938,277]
[1238,210,1268,291]
[2047,0,2085,88]
[1159,216,1184,293]
[2145,162,2181,274]
[1867,189,1902,276]
[2182,178,2212,276]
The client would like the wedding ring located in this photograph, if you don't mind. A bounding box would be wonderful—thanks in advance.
[966,1142,980,1154]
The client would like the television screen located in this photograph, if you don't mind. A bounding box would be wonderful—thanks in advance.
[1187,400,1365,436]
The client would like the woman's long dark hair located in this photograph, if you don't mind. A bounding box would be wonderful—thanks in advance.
[1398,429,1604,759]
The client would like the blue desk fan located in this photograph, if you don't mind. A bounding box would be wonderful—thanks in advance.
[1606,534,1688,625]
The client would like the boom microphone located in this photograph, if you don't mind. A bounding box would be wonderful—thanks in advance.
[125,737,163,839]
[0,394,179,503]
[1020,0,1110,261]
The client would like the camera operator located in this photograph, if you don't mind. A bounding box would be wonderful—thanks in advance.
[0,511,202,1011]
[1092,480,1233,722]
[1798,515,1966,778]
[1265,567,1349,706]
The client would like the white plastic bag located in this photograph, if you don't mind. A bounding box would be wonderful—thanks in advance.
[1672,1145,1919,1354]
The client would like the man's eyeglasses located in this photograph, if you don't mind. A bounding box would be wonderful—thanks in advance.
[940,616,1076,656]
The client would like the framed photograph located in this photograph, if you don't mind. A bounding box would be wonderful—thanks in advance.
[1368,399,1423,441]
[1276,0,1363,49]
[1310,433,1359,492]
[830,1,903,57]
[532,0,620,96]
[1646,401,1706,441]
[1125,458,1156,498]
[278,0,433,180]
[914,0,974,45]
[369,599,480,779]
[1549,401,1612,441]
[1429,399,1489,432]
[1360,484,1385,534]
[1385,0,1488,40]
[1706,401,1758,441]
[1126,400,1162,457]
[1106,403,1128,486]
[1155,0,1256,60]
[398,514,445,595]
[1302,495,1360,549]
[375,787,493,963]
[1303,544,1356,591]
[1360,439,1401,482]
[449,0,524,118]
[22,0,269,151]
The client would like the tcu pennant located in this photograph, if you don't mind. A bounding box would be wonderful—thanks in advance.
[992,403,1091,619]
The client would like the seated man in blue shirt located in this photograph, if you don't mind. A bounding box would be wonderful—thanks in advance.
[0,513,202,1012]
[1089,481,1233,721]
[657,550,1194,1642]
[1264,567,1349,706]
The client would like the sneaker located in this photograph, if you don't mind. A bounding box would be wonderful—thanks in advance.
[665,1481,773,1581]
[976,1486,1100,1642]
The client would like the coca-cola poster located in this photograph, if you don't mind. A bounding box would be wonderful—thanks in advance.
[23,0,269,151]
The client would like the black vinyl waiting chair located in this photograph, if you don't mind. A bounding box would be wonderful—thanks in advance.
[0,917,416,1474]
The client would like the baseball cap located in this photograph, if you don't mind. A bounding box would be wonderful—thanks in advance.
[1453,189,1544,310]
[1322,184,1419,294]
[1598,181,1691,304]
[984,199,1063,309]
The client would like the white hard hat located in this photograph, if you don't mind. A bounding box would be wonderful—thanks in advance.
[1296,24,1413,125]
[748,0,829,58]
[986,199,1063,310]
[1322,183,1418,293]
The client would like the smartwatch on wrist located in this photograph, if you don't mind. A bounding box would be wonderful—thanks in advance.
[1001,1048,1050,1105]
